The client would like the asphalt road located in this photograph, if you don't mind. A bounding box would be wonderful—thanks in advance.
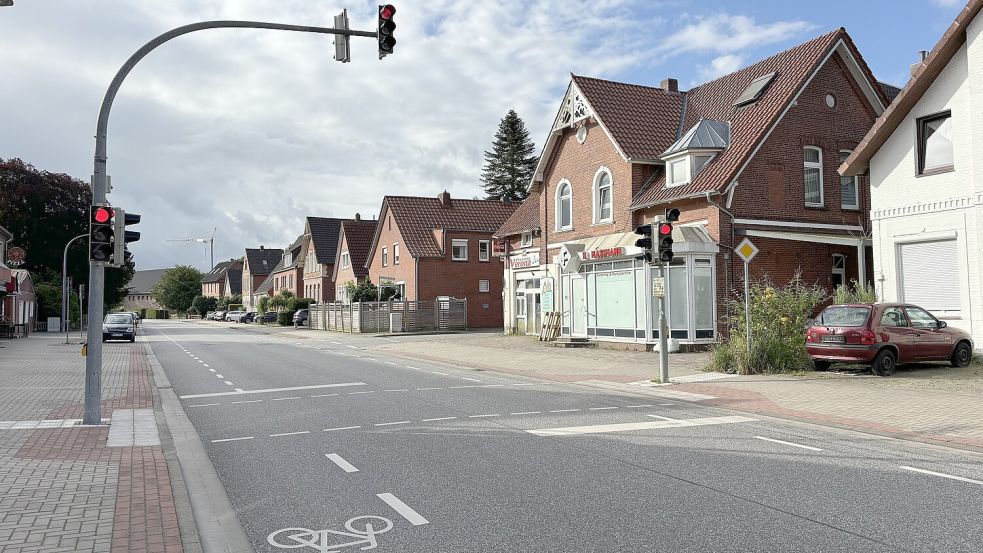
[143,320,983,553]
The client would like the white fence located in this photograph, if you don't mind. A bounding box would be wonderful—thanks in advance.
[309,299,467,333]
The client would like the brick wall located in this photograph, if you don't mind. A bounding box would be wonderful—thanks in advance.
[366,209,416,299]
[332,232,364,298]
[417,231,505,328]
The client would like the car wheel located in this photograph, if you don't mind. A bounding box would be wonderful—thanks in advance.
[871,349,896,377]
[950,342,972,368]
[129,336,135,343]
[813,361,831,371]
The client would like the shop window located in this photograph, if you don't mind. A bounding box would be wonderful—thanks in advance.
[667,258,688,338]
[478,240,490,262]
[593,169,612,223]
[917,111,953,175]
[694,259,714,339]
[804,146,823,207]
[839,150,859,210]
[452,239,468,261]
[556,181,572,231]
[479,279,490,292]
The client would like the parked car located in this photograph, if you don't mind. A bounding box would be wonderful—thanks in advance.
[805,303,974,376]
[212,310,227,321]
[293,309,309,327]
[240,312,257,323]
[102,313,136,342]
[225,310,245,322]
[125,311,141,326]
[204,311,215,320]
[261,311,278,323]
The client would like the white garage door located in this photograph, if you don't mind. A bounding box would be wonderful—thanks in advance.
[898,239,961,315]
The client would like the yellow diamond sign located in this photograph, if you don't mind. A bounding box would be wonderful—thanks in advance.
[735,238,759,263]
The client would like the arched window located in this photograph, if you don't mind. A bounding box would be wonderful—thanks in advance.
[593,169,612,223]
[556,181,573,231]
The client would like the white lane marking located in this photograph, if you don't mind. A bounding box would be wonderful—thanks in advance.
[417,387,443,391]
[900,466,983,486]
[224,381,234,386]
[469,414,499,418]
[377,493,429,526]
[180,382,366,399]
[311,393,339,398]
[325,453,359,473]
[659,403,675,406]
[646,414,677,421]
[755,436,824,452]
[481,384,505,388]
[348,391,375,395]
[513,383,535,386]
[461,377,482,383]
[529,415,758,437]
[384,362,398,365]
[589,407,618,411]
[202,364,209,368]
[375,421,411,427]
[331,341,341,345]
[384,389,409,392]
[360,358,377,362]
[448,385,478,389]
[549,409,579,413]
[624,404,654,408]
[212,436,254,443]
[271,397,302,401]
[422,417,457,422]
[270,431,310,437]
[197,360,205,364]
[511,411,541,415]
[189,403,220,408]
[346,345,360,349]
[215,374,224,378]
[405,366,423,371]
[232,400,262,404]
[432,371,449,376]
[208,368,216,373]
[323,426,361,432]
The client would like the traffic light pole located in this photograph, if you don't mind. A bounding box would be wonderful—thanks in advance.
[657,262,669,383]
[83,18,378,425]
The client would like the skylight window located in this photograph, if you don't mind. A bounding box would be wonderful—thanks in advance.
[733,72,777,107]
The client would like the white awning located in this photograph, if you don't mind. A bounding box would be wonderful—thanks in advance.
[743,229,871,247]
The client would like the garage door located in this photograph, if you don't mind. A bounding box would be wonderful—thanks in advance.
[898,239,961,315]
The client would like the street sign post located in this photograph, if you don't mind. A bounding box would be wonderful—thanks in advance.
[651,276,664,298]
[734,238,759,354]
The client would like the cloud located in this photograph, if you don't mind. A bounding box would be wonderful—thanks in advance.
[930,0,963,6]
[656,14,815,56]
[697,54,745,82]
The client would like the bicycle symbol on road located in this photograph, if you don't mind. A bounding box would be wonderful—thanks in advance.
[267,516,394,552]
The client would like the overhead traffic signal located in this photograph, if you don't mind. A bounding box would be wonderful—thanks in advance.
[89,206,114,263]
[112,209,141,267]
[634,224,654,263]
[377,4,396,59]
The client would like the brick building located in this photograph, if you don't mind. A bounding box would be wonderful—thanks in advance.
[496,28,889,344]
[365,192,518,328]
[123,269,167,311]
[241,246,282,311]
[331,216,378,302]
[301,217,344,303]
[199,259,242,298]
[268,236,306,298]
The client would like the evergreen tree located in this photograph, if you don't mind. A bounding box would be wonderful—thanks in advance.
[481,110,538,201]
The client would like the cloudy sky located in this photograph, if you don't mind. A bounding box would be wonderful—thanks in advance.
[0,0,964,271]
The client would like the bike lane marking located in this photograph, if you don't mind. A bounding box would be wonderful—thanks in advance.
[325,453,359,473]
[377,493,429,526]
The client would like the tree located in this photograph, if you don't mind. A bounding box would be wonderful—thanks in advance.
[0,158,135,310]
[345,278,400,302]
[151,266,203,314]
[191,295,218,319]
[480,110,538,201]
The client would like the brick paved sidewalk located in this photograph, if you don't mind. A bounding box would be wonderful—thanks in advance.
[0,334,187,553]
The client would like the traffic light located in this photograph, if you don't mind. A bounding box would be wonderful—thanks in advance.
[377,4,396,59]
[657,221,673,262]
[89,206,114,263]
[112,209,141,267]
[634,224,654,263]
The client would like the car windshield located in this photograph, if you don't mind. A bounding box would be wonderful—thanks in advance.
[105,315,131,324]
[814,306,870,327]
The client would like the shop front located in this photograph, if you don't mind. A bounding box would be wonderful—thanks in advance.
[506,251,546,335]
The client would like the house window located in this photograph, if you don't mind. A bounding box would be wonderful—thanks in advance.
[393,244,400,265]
[341,252,350,270]
[593,169,612,223]
[452,239,468,261]
[832,254,846,288]
[382,247,388,267]
[520,232,532,247]
[668,158,687,186]
[478,240,490,262]
[839,150,859,210]
[693,154,713,176]
[394,282,406,300]
[804,146,824,207]
[917,111,953,174]
[556,181,572,231]
[479,279,490,293]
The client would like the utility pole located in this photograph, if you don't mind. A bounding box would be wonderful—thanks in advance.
[83,15,383,425]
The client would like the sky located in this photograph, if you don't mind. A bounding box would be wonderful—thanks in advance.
[0,0,967,272]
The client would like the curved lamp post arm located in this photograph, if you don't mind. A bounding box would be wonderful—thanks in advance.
[62,233,88,338]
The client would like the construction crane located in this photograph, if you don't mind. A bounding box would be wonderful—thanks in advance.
[166,228,216,268]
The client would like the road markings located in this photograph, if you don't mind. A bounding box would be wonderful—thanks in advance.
[481,384,506,388]
[405,366,423,371]
[422,417,457,422]
[325,453,359,473]
[461,377,482,382]
[323,426,361,432]
[212,436,254,443]
[646,414,676,421]
[207,368,216,373]
[224,381,234,386]
[348,391,375,395]
[188,403,219,408]
[215,374,224,378]
[384,361,398,365]
[272,397,302,401]
[900,466,983,485]
[754,436,824,452]
[377,493,429,526]
[346,345,360,349]
[270,431,310,437]
[197,360,205,364]
[528,415,757,437]
[384,389,409,392]
[549,409,579,413]
[624,404,654,408]
[374,421,411,427]
[589,407,618,411]
[330,341,341,345]
[180,382,366,399]
[513,383,535,387]
[417,387,443,391]
[469,414,499,418]
[510,411,541,415]
[659,403,675,406]
[432,371,449,376]
[311,393,339,398]
[231,400,262,404]
[202,363,209,368]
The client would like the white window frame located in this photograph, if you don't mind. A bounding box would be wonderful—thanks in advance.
[804,146,824,207]
[667,157,689,187]
[832,254,846,287]
[393,243,400,265]
[520,232,532,247]
[451,239,468,261]
[478,240,491,262]
[838,149,859,210]
[382,246,388,267]
[592,167,613,224]
[341,252,350,270]
[555,180,573,231]
[479,279,490,293]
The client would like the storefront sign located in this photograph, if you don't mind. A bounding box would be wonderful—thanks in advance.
[493,240,507,257]
[379,276,396,284]
[509,252,539,268]
[541,277,554,312]
[579,246,626,261]
[5,247,26,267]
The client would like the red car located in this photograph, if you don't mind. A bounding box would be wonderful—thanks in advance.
[805,303,974,376]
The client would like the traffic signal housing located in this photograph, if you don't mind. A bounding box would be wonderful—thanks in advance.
[634,224,654,263]
[377,4,396,58]
[89,206,114,263]
[112,210,141,267]
[657,221,674,263]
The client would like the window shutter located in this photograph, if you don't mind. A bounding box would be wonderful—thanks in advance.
[899,240,960,314]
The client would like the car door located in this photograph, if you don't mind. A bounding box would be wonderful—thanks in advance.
[876,306,916,362]
[904,306,952,360]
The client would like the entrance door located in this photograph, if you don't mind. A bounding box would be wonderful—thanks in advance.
[571,276,587,337]
[526,293,541,335]
[515,295,527,334]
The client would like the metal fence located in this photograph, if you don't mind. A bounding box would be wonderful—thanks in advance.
[309,299,467,333]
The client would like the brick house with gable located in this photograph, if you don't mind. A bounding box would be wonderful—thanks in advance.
[365,191,518,328]
[200,259,242,298]
[497,28,890,344]
[331,217,378,302]
[241,246,282,311]
[268,235,306,298]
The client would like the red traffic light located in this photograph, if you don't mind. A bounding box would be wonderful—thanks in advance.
[659,223,672,235]
[379,4,395,20]
[93,207,113,223]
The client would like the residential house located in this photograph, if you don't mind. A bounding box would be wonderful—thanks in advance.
[302,216,344,302]
[124,269,167,310]
[497,28,890,345]
[224,262,243,299]
[332,216,378,302]
[241,246,282,311]
[200,259,242,298]
[8,269,37,327]
[0,224,12,323]
[365,191,518,328]
[841,0,983,351]
[269,235,305,298]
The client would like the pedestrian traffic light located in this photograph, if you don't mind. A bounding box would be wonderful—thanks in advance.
[657,221,674,262]
[89,206,114,263]
[377,4,396,59]
[112,209,141,267]
[634,224,654,263]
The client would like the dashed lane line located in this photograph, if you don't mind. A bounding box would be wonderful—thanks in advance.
[385,389,409,392]
[468,414,500,418]
[510,411,541,415]
[231,400,262,404]
[180,382,366,399]
[271,397,302,401]
[754,436,824,452]
[212,437,254,443]
[374,421,411,427]
[325,453,359,473]
[900,466,983,486]
[422,417,457,422]
[324,426,361,432]
[461,377,482,383]
[417,387,443,391]
[189,404,219,408]
[215,374,224,379]
[589,407,618,411]
[270,431,310,438]
[311,393,339,398]
[208,369,216,373]
[549,409,579,413]
[432,371,449,376]
[348,391,375,395]
[224,381,234,386]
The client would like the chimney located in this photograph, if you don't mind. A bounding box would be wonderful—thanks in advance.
[660,78,678,92]
[355,212,361,221]
[910,50,929,77]
[259,245,264,250]
[438,190,452,207]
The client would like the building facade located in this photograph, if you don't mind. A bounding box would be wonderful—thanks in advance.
[269,236,305,298]
[200,259,242,298]
[331,217,378,303]
[124,269,167,311]
[241,246,282,310]
[302,217,344,303]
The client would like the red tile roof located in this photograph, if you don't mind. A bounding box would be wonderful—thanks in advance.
[339,219,377,278]
[494,195,540,238]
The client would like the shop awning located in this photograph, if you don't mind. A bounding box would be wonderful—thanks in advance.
[742,229,872,247]
[550,226,719,255]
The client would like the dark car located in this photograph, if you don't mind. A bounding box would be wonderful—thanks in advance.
[102,313,136,342]
[241,312,257,323]
[806,303,974,376]
[293,309,309,327]
[261,311,278,323]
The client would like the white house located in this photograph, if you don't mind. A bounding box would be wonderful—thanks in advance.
[841,0,983,352]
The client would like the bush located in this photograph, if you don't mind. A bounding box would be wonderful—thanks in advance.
[833,279,877,304]
[709,274,828,375]
[277,310,295,326]
[144,308,170,320]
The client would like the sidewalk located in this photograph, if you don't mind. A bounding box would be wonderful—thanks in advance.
[0,334,191,553]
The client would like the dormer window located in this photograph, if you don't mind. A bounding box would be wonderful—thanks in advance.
[666,153,717,187]
[668,158,688,186]
[660,119,728,188]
